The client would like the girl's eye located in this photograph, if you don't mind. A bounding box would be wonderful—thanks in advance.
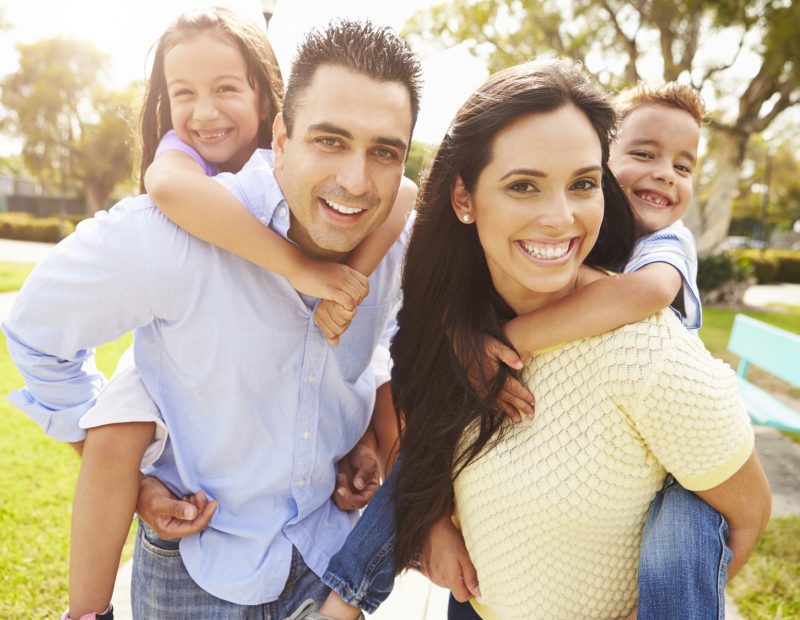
[507,181,538,193]
[631,150,653,159]
[172,89,192,98]
[217,84,237,93]
[571,178,599,192]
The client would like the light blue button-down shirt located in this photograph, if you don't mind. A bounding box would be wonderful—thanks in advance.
[3,149,408,605]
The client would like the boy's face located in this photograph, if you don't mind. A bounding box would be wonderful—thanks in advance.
[609,104,700,236]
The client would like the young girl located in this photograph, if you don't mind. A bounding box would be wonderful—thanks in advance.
[65,8,415,620]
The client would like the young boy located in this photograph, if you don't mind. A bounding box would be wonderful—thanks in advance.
[289,83,723,620]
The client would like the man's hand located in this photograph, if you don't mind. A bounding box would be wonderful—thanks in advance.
[419,512,480,602]
[136,476,218,539]
[333,442,381,511]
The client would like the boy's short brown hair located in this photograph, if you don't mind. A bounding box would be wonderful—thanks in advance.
[615,82,705,126]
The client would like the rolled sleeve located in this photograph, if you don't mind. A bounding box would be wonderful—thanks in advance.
[3,199,157,441]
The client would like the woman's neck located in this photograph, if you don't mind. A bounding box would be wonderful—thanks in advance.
[497,265,603,316]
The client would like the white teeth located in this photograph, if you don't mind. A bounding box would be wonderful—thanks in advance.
[637,191,670,206]
[196,129,229,139]
[324,199,364,215]
[520,240,570,260]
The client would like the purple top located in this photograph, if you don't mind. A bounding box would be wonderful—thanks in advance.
[155,130,219,176]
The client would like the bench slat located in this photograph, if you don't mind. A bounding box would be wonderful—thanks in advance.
[728,314,800,386]
[736,377,800,433]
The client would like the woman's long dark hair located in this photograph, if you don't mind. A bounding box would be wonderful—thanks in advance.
[391,59,635,572]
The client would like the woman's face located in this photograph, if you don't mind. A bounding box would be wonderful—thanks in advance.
[458,105,605,315]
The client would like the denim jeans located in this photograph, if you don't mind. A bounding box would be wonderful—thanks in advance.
[131,521,330,619]
[325,471,731,620]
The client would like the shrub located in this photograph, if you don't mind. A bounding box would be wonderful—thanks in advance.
[729,249,800,284]
[697,252,755,305]
[0,212,75,243]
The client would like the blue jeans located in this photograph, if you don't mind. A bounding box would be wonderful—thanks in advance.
[325,473,731,619]
[131,522,330,619]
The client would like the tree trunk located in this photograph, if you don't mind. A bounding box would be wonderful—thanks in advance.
[84,184,108,214]
[685,128,749,255]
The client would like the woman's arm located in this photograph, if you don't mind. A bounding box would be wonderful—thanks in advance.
[145,151,367,308]
[695,450,772,578]
[504,263,682,358]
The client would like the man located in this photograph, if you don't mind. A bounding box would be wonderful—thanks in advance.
[4,19,421,618]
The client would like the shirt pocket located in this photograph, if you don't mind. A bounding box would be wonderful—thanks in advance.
[332,299,397,384]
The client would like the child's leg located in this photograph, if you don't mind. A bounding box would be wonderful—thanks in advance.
[447,594,482,620]
[318,462,400,616]
[69,422,155,618]
[637,477,732,620]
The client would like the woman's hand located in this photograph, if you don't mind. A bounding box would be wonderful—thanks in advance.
[419,512,480,602]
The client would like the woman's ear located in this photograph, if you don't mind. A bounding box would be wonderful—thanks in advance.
[451,176,474,224]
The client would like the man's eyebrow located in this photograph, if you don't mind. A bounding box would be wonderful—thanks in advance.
[307,123,408,152]
[498,165,601,181]
[628,138,696,164]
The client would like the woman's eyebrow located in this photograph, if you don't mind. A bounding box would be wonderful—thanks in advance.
[499,165,601,181]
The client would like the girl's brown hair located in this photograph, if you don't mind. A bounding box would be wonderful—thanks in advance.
[138,6,284,191]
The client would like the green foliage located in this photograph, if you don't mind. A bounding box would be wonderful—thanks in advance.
[405,141,436,186]
[728,515,800,619]
[0,331,131,617]
[731,249,800,284]
[0,38,139,213]
[0,262,35,292]
[0,212,75,243]
[697,252,754,292]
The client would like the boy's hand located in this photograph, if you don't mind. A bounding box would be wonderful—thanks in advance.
[464,336,534,422]
[288,259,368,309]
[314,300,356,346]
[136,476,217,539]
[333,443,381,511]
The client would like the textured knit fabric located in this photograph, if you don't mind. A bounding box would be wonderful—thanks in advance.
[454,310,753,620]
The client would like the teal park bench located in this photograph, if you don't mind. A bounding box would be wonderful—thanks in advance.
[727,314,800,433]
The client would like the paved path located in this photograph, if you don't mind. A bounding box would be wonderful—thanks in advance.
[2,240,796,619]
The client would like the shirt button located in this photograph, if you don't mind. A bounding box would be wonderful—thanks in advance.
[259,214,268,224]
[302,431,311,440]
[278,207,287,218]
[306,373,316,383]
[297,479,306,487]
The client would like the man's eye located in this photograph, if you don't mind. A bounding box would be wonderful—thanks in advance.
[374,148,398,161]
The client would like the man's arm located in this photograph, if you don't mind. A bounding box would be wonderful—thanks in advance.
[4,202,157,442]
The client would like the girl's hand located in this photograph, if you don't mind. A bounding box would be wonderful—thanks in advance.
[288,259,369,309]
[314,300,355,346]
[465,336,535,422]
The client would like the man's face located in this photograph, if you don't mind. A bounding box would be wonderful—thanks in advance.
[273,65,412,261]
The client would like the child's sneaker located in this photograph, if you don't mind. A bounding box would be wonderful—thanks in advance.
[60,605,114,620]
[284,598,364,620]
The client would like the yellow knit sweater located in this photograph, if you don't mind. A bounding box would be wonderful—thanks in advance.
[454,310,753,620]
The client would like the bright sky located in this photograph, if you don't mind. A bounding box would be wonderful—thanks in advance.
[0,0,487,154]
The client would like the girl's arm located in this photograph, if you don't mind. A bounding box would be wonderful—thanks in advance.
[145,151,368,308]
[314,177,417,345]
[345,176,417,277]
[504,262,682,358]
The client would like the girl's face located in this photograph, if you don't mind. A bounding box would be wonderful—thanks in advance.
[453,105,605,315]
[164,32,264,173]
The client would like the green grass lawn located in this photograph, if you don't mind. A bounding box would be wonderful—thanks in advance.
[0,332,131,618]
[0,261,35,292]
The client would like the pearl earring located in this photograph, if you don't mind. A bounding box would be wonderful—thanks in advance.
[462,214,471,223]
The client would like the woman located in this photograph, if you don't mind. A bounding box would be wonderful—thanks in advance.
[390,60,771,620]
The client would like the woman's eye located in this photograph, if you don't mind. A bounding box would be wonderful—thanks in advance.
[572,179,599,192]
[507,181,537,193]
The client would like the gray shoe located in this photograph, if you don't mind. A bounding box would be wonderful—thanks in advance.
[284,598,364,620]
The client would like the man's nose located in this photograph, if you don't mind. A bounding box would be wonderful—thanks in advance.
[336,152,372,197]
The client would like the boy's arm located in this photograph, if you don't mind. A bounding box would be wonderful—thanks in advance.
[145,152,367,307]
[505,263,682,358]
[344,176,417,277]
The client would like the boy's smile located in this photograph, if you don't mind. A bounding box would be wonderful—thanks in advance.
[609,104,700,236]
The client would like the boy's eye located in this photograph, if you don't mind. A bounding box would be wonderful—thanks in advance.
[675,163,693,174]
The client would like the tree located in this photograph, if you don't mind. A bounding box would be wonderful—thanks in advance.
[405,0,800,253]
[1,37,139,213]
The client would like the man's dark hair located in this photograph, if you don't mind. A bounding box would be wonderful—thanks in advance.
[283,19,422,138]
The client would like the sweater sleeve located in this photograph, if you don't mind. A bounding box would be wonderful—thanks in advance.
[630,317,754,491]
